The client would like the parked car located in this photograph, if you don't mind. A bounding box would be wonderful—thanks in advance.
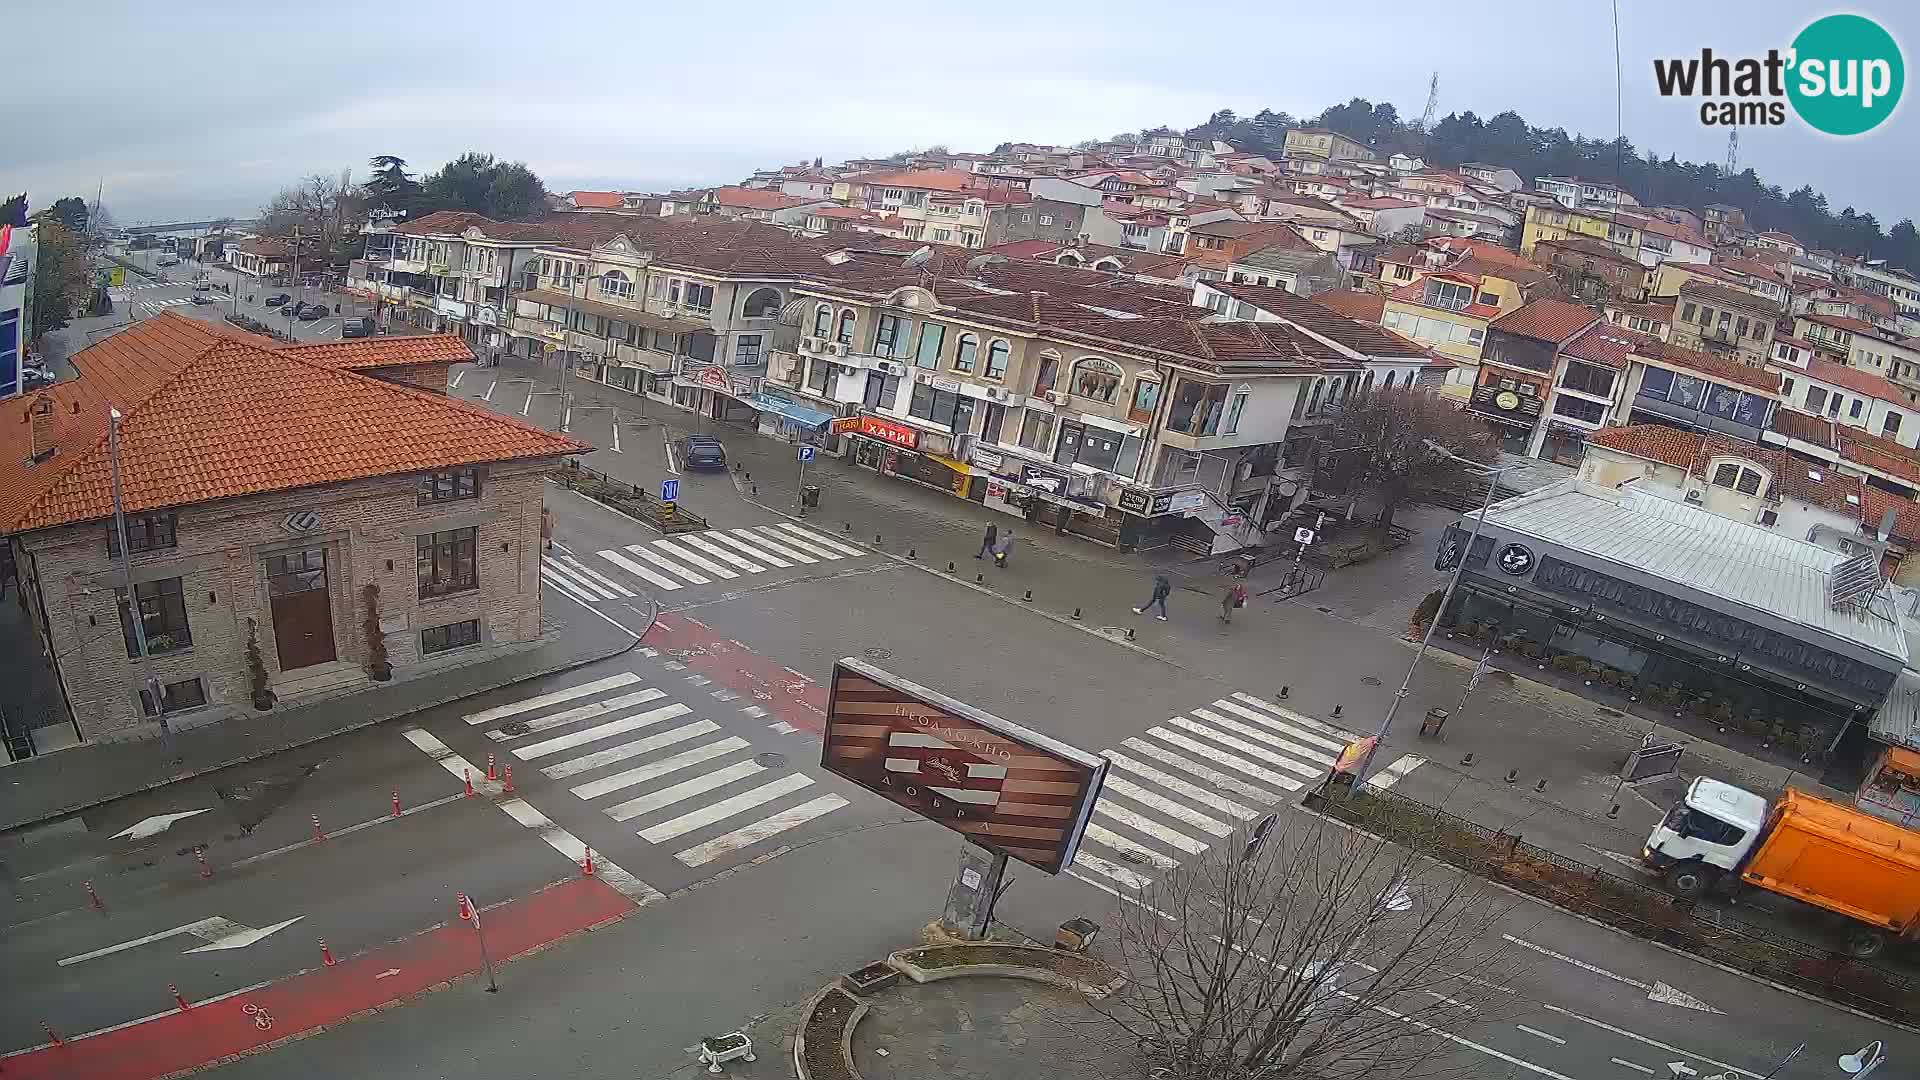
[265,293,291,307]
[158,256,179,267]
[298,306,325,321]
[676,435,728,471]
[190,294,214,305]
[341,317,376,338]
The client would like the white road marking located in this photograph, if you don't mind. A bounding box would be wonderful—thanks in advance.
[1211,699,1350,753]
[512,704,693,759]
[1365,754,1426,791]
[1133,731,1301,793]
[482,380,496,402]
[664,433,679,474]
[1071,853,1153,891]
[569,733,743,799]
[541,557,618,600]
[1083,822,1179,869]
[1503,936,1722,1014]
[702,529,793,568]
[1611,1060,1656,1076]
[651,538,738,579]
[752,526,842,560]
[450,370,465,388]
[58,915,303,966]
[558,555,638,597]
[463,673,641,725]
[606,760,764,822]
[400,728,661,905]
[1541,1006,1759,1078]
[737,526,817,563]
[521,388,534,415]
[598,548,685,591]
[1163,715,1324,779]
[742,705,767,718]
[483,690,669,740]
[541,569,601,605]
[1098,774,1233,836]
[1192,707,1337,767]
[1516,1025,1566,1045]
[1115,739,1282,805]
[678,533,766,573]
[610,422,621,453]
[543,725,732,781]
[1094,800,1207,854]
[625,543,713,585]
[111,808,214,840]
[639,772,816,842]
[1230,693,1360,740]
[673,793,849,867]
[769,721,798,735]
[1101,751,1258,821]
[775,522,865,556]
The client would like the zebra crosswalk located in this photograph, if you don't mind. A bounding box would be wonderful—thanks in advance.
[1070,692,1426,891]
[461,671,850,869]
[539,522,867,602]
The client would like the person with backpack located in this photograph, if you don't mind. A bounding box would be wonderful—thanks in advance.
[1134,575,1173,621]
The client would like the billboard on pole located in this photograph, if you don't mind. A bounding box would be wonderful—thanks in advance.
[821,659,1106,874]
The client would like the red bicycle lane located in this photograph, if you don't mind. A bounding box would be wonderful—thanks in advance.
[647,613,828,734]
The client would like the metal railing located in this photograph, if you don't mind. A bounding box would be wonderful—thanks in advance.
[548,459,708,534]
[1307,784,1920,1024]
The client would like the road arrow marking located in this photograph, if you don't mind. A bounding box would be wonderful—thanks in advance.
[59,914,300,966]
[1668,1063,1697,1077]
[183,915,304,953]
[111,808,213,841]
[1504,935,1721,1013]
[375,968,402,980]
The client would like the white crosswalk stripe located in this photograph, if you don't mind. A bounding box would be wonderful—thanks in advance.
[1073,694,1410,895]
[570,526,880,601]
[451,675,852,872]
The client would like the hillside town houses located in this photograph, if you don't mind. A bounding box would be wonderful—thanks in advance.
[328,129,1920,771]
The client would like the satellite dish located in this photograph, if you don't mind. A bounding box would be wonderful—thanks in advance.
[965,254,1006,273]
[902,245,933,269]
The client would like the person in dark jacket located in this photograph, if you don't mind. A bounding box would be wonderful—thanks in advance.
[1134,575,1173,620]
[976,523,998,560]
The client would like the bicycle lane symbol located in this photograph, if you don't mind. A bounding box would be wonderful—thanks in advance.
[243,1001,274,1030]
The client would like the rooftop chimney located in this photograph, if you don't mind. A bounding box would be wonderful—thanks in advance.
[26,396,54,463]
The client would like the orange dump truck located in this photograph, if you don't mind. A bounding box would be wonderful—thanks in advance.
[1643,778,1920,958]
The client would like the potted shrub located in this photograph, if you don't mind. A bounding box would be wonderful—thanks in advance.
[1551,653,1580,674]
[245,618,275,711]
[363,583,392,682]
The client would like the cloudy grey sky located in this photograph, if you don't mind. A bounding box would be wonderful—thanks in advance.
[6,2,1914,225]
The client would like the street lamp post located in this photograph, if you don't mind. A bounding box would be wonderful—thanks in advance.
[1839,1040,1885,1078]
[1352,443,1510,790]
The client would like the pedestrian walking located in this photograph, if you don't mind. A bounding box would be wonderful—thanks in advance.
[1134,575,1172,621]
[1220,582,1248,624]
[976,523,999,560]
[993,528,1015,568]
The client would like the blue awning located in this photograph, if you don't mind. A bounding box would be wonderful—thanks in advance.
[748,394,834,432]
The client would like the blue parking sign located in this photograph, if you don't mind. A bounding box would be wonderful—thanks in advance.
[660,478,680,503]
[798,446,816,464]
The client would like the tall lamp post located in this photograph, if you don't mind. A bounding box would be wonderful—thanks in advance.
[1839,1040,1886,1078]
[1353,442,1511,789]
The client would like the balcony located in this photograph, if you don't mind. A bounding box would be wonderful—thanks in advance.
[511,315,568,346]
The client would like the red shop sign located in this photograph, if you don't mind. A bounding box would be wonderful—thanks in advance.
[859,415,919,450]
[698,366,729,389]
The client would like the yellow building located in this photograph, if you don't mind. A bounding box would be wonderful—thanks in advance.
[1281,128,1377,163]
[1521,204,1641,261]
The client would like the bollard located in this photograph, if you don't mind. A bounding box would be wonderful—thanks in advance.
[908,548,916,559]
[464,769,474,798]
[1125,628,1136,641]
[196,846,213,879]
[1460,753,1475,767]
[751,483,757,496]
[975,573,984,584]
[392,790,402,818]
[582,848,596,877]
[1607,803,1620,819]
[487,752,498,781]
[1332,704,1343,718]
[1504,769,1518,784]
[85,880,104,911]
[743,471,750,483]
[874,534,882,545]
[1022,590,1032,602]
[1278,685,1289,699]
[41,1021,62,1047]
[502,765,515,793]
[1534,778,1548,793]
[1072,608,1082,620]
[171,983,191,1011]
[844,522,852,532]
[312,813,326,842]
[320,939,336,966]
[947,561,955,572]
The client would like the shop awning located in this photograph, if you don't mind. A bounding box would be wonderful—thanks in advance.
[927,454,979,475]
[748,394,834,432]
[517,288,708,333]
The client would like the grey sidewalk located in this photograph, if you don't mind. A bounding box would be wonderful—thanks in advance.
[0,600,640,835]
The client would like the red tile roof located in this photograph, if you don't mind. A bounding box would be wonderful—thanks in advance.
[1561,323,1651,370]
[1803,312,1883,336]
[0,313,584,534]
[279,336,473,370]
[1859,485,1920,543]
[1639,340,1782,394]
[1488,299,1600,344]
[1312,289,1385,323]
[568,191,625,209]
[1803,357,1905,402]
[1837,429,1920,487]
[1207,282,1425,358]
[713,186,809,211]
[1586,424,1706,469]
[1765,408,1837,449]
[858,169,979,192]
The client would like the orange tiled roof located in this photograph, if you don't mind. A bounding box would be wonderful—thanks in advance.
[1838,429,1920,487]
[1803,357,1905,402]
[278,336,473,370]
[1586,424,1707,469]
[1488,299,1600,344]
[568,191,625,209]
[0,313,584,534]
[1312,289,1385,323]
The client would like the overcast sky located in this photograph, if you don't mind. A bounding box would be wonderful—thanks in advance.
[7,2,1914,226]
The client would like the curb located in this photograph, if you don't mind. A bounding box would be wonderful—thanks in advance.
[886,945,1125,999]
[2,610,648,836]
[792,984,867,1080]
[1293,798,1920,1036]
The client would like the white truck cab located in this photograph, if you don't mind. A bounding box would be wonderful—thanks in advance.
[1642,777,1769,893]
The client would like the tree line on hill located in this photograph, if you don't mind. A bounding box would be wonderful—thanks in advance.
[1178,99,1918,275]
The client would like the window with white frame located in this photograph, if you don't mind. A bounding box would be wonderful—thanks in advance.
[812,304,832,337]
[1038,214,1053,226]
[1070,357,1124,403]
[733,335,764,367]
[598,270,634,300]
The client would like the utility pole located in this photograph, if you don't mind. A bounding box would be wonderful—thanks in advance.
[108,409,160,728]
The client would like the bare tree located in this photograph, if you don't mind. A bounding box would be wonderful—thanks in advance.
[1073,813,1518,1080]
[1321,387,1499,539]
[259,171,365,266]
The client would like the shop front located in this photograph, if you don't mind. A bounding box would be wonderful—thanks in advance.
[1434,483,1908,767]
[970,449,1117,545]
[848,414,981,501]
[748,391,836,443]
[1113,487,1212,551]
[674,364,761,423]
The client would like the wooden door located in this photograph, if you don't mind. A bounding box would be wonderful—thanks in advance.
[267,547,336,671]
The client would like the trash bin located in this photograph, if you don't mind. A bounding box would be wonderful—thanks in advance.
[801,485,822,509]
[1420,708,1448,738]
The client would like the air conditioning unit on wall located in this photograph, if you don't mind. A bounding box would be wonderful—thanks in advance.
[874,359,906,377]
[799,336,820,353]
[1046,390,1070,406]
[984,386,1009,402]
[830,342,849,356]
